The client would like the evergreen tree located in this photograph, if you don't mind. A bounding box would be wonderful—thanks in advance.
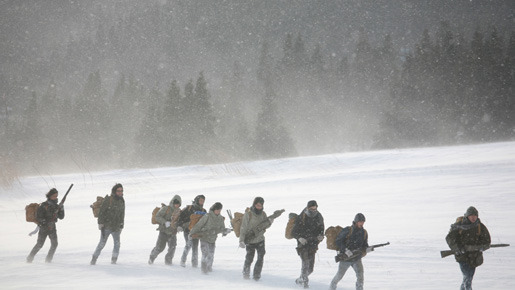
[73,71,111,167]
[254,89,296,159]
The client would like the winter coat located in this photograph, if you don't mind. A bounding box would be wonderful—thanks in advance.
[239,206,271,244]
[446,216,491,267]
[292,207,325,249]
[335,223,369,261]
[156,195,182,235]
[177,202,206,231]
[189,210,226,244]
[37,199,65,231]
[98,194,125,231]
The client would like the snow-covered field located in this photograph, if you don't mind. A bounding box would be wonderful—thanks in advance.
[1,142,514,290]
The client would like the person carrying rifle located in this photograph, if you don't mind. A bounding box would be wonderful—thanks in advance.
[91,183,125,265]
[238,197,272,281]
[292,200,325,289]
[330,213,369,290]
[26,188,65,263]
[446,206,491,290]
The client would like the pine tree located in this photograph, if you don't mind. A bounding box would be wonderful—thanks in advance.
[254,89,296,159]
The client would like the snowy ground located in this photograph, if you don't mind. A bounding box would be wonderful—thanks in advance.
[1,141,514,290]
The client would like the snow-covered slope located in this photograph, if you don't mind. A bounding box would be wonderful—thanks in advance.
[1,142,514,289]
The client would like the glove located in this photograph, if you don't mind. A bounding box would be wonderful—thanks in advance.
[98,224,104,230]
[239,241,246,248]
[268,217,274,223]
[222,228,232,236]
[345,249,353,257]
[317,235,324,241]
[188,234,193,241]
[177,226,183,232]
[366,247,374,253]
[298,237,307,245]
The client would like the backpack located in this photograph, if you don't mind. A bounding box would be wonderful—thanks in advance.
[325,226,343,250]
[90,196,107,218]
[285,212,299,239]
[231,207,250,238]
[189,211,206,230]
[151,203,167,225]
[25,203,40,223]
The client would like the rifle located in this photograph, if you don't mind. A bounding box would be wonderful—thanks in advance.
[440,243,510,258]
[335,242,390,263]
[226,210,234,226]
[54,184,74,217]
[243,209,285,244]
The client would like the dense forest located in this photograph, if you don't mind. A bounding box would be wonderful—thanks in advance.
[1,0,513,181]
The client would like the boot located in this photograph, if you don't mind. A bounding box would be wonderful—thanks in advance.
[148,256,154,265]
[111,257,117,264]
[26,256,34,263]
[243,266,250,279]
[90,256,97,265]
[295,277,304,285]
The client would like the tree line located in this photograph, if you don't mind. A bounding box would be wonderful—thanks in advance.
[1,16,513,178]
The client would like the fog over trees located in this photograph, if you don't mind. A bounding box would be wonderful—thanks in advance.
[0,0,514,177]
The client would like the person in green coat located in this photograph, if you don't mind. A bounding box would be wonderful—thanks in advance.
[446,206,491,290]
[189,202,232,274]
[149,195,182,265]
[239,197,272,281]
[91,183,125,265]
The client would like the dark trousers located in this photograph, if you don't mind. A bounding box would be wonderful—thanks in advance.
[243,240,266,279]
[181,230,200,266]
[297,247,317,283]
[149,231,177,264]
[459,262,476,290]
[27,226,58,262]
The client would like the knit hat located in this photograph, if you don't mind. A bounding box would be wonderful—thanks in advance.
[253,197,264,206]
[46,188,58,198]
[307,200,318,208]
[464,206,479,217]
[354,213,366,223]
[211,202,223,211]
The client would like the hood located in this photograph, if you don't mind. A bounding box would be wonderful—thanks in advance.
[169,195,182,207]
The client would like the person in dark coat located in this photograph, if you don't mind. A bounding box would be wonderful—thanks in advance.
[91,183,125,265]
[177,194,206,267]
[26,188,65,263]
[446,206,491,290]
[330,213,369,290]
[291,200,325,288]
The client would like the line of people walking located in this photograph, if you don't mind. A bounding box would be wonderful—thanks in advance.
[26,184,494,290]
